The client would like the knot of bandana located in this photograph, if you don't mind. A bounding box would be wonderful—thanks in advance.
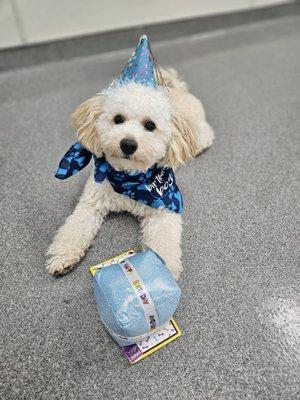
[55,142,183,214]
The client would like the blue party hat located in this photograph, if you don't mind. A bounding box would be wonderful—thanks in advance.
[117,35,157,88]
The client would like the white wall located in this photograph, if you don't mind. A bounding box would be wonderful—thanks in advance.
[0,0,292,49]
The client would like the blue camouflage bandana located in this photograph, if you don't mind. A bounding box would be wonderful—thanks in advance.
[55,142,183,214]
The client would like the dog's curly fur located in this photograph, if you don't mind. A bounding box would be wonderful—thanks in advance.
[46,68,214,279]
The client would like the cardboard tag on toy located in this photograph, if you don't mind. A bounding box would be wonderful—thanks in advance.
[89,249,135,276]
[122,317,182,364]
[89,250,182,363]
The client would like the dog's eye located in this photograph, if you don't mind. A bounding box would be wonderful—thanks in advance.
[144,120,156,132]
[113,114,125,124]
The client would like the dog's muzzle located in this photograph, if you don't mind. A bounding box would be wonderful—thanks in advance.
[120,138,138,155]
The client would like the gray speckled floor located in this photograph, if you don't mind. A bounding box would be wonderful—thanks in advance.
[0,14,299,400]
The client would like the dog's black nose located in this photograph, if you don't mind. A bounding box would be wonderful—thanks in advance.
[120,138,138,155]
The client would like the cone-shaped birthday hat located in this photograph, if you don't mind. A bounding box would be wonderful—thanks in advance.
[115,35,159,88]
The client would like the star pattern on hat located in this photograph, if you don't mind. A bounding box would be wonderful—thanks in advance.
[116,35,157,88]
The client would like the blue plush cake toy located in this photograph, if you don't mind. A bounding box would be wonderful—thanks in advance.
[92,249,181,346]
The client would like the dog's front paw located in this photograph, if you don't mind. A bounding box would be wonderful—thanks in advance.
[46,253,80,276]
[160,254,183,281]
[169,259,183,281]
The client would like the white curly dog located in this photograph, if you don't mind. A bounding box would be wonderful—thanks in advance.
[46,68,214,279]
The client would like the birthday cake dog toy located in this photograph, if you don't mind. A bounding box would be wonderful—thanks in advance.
[47,35,214,279]
[92,249,181,346]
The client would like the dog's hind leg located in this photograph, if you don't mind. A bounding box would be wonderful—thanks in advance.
[140,210,183,280]
[46,177,111,275]
[195,119,214,156]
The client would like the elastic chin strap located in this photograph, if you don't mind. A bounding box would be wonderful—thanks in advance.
[55,141,109,184]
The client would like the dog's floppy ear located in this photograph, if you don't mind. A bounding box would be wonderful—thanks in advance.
[161,113,198,169]
[71,95,104,156]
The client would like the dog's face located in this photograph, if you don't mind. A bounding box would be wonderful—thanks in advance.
[97,83,172,171]
[72,82,197,171]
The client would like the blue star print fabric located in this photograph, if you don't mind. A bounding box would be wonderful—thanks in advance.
[55,142,92,179]
[55,142,183,214]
